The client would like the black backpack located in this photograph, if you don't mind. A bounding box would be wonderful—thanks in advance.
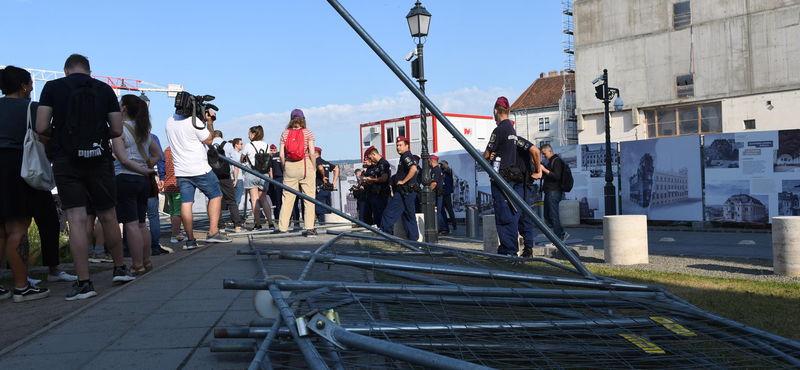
[58,78,111,162]
[560,158,574,193]
[208,142,231,179]
[252,143,271,174]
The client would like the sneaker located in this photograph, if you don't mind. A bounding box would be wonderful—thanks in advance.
[234,226,245,233]
[13,284,50,303]
[206,232,233,243]
[561,232,570,243]
[186,239,199,250]
[252,224,263,231]
[305,229,318,238]
[0,286,11,300]
[47,271,78,282]
[170,232,186,243]
[65,281,97,301]
[27,276,42,286]
[268,223,275,229]
[520,248,533,258]
[112,266,136,283]
[157,245,171,254]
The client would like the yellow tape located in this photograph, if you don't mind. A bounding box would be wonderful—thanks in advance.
[651,316,697,337]
[619,333,665,354]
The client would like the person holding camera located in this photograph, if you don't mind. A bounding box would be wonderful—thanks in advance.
[314,147,338,219]
[276,109,317,236]
[240,125,273,230]
[164,95,232,248]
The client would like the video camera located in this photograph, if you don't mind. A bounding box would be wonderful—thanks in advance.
[174,91,220,130]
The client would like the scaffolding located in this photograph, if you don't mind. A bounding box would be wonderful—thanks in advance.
[561,0,578,145]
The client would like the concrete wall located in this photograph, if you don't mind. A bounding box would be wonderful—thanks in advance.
[574,0,800,115]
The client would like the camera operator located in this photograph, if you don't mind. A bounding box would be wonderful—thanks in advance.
[164,102,232,248]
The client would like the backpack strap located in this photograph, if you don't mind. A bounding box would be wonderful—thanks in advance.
[122,123,153,168]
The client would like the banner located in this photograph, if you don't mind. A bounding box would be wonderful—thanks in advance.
[552,143,620,219]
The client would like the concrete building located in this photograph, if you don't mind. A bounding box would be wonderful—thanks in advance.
[724,194,768,222]
[573,0,800,144]
[510,71,576,147]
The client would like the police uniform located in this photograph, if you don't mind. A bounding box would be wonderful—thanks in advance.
[315,153,334,216]
[268,148,283,219]
[413,155,422,213]
[515,137,538,253]
[380,144,419,240]
[364,146,390,228]
[486,108,522,255]
[430,157,448,234]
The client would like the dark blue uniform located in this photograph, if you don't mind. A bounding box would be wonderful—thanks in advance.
[380,151,419,240]
[414,162,423,213]
[515,137,537,251]
[366,158,390,227]
[268,153,284,219]
[315,158,334,216]
[431,164,448,233]
[486,119,521,255]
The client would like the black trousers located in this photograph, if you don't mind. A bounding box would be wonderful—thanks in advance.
[219,178,243,228]
[33,191,61,267]
[268,177,283,219]
[442,193,456,226]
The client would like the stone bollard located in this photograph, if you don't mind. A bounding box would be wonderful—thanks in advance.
[773,217,800,277]
[482,214,498,253]
[603,215,648,265]
[394,213,425,242]
[323,214,351,230]
[560,199,580,226]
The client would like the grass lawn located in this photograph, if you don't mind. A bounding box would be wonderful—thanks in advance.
[589,265,800,342]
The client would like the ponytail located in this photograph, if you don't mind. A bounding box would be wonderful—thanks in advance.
[121,94,152,143]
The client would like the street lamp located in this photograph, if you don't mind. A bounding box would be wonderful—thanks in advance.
[593,69,623,216]
[406,1,436,242]
[139,92,150,107]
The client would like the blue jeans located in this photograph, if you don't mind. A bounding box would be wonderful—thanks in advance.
[516,184,535,249]
[380,191,419,241]
[436,195,449,233]
[544,190,564,237]
[177,171,222,203]
[492,181,522,255]
[234,178,244,210]
[147,196,160,248]
[316,190,332,216]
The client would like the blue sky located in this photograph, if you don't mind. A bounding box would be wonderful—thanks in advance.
[3,0,563,160]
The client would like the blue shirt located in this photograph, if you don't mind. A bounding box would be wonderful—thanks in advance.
[431,164,443,188]
[515,137,535,173]
[485,119,517,170]
[152,134,166,181]
[395,151,418,186]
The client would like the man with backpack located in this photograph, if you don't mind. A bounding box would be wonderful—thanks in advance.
[35,54,135,300]
[210,130,244,233]
[540,144,570,243]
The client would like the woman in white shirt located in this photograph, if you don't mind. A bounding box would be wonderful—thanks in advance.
[239,125,274,230]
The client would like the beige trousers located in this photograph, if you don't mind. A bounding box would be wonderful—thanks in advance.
[278,158,316,231]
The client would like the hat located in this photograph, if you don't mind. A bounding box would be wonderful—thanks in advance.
[315,147,322,153]
[413,155,420,161]
[495,96,509,109]
[291,109,304,119]
[270,144,277,150]
[396,136,410,144]
[430,154,439,161]
[364,146,377,159]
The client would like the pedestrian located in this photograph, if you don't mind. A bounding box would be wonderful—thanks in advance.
[230,138,245,210]
[380,136,419,240]
[211,130,244,233]
[353,168,367,222]
[267,144,283,220]
[163,147,187,244]
[440,160,456,230]
[113,94,162,275]
[540,144,569,242]
[148,134,170,256]
[275,109,317,236]
[363,146,391,228]
[240,126,273,230]
[164,92,232,248]
[483,96,525,256]
[430,155,449,236]
[515,137,542,257]
[413,154,422,213]
[314,147,338,218]
[32,191,78,282]
[36,54,135,300]
[0,65,52,302]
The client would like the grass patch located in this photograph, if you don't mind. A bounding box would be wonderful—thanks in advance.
[588,266,800,341]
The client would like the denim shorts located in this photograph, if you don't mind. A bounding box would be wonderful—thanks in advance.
[177,171,222,203]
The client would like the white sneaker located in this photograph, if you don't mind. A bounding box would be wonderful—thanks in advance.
[47,271,78,282]
[27,277,41,286]
[170,232,186,243]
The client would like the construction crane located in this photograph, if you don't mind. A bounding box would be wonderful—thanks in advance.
[0,65,184,101]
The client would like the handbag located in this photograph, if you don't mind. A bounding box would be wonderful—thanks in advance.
[20,101,56,191]
[122,123,159,198]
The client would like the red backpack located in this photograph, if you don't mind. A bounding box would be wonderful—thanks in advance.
[285,128,305,161]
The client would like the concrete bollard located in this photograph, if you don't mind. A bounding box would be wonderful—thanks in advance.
[394,213,425,242]
[323,214,351,230]
[482,215,498,253]
[603,215,648,265]
[772,217,800,277]
[560,199,580,226]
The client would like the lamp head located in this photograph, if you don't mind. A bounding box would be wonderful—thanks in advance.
[613,96,624,111]
[406,1,432,38]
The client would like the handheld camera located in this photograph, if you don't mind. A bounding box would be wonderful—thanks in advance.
[174,91,220,130]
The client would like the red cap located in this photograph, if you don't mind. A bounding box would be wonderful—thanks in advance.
[413,155,420,161]
[270,144,277,150]
[495,96,509,109]
[315,147,322,153]
[364,146,377,159]
[396,136,409,144]
[430,154,439,161]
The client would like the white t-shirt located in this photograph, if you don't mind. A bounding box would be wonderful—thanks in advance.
[165,114,212,177]
[241,140,268,167]
[211,137,239,179]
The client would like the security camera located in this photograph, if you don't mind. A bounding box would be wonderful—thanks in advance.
[592,76,603,84]
[405,49,417,62]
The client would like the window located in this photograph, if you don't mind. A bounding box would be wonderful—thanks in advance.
[673,1,691,29]
[644,102,721,138]
[676,74,694,98]
[386,127,394,144]
[744,119,756,130]
[539,117,550,131]
[398,125,406,139]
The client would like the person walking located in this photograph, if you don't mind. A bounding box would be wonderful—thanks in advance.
[276,109,317,236]
[230,138,245,209]
[240,125,273,230]
[540,144,569,242]
[440,160,456,230]
[163,147,187,244]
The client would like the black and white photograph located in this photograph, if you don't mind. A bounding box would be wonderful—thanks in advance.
[779,180,800,216]
[581,143,618,177]
[774,129,800,173]
[563,189,597,219]
[704,133,741,169]
[553,145,578,169]
[336,162,361,217]
[437,151,476,217]
[705,180,769,223]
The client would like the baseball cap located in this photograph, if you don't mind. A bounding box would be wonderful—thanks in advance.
[315,147,322,153]
[396,136,410,144]
[364,146,377,159]
[495,96,509,109]
[270,144,277,150]
[430,154,439,161]
[291,109,304,119]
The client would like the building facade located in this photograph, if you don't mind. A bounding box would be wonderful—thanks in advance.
[650,168,689,206]
[581,144,616,177]
[723,194,768,222]
[629,153,654,207]
[778,191,800,216]
[573,0,800,145]
[511,72,576,147]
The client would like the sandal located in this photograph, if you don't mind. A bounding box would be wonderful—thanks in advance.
[143,261,154,272]
[130,265,147,276]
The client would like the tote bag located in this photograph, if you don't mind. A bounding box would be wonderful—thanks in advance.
[21,101,56,191]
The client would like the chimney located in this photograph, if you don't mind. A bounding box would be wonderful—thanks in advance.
[548,70,558,77]
[539,72,545,78]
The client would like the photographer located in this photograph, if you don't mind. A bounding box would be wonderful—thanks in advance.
[164,94,232,248]
[353,168,367,222]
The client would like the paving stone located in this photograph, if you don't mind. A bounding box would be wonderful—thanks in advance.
[15,331,124,354]
[0,350,94,370]
[102,287,182,303]
[216,309,257,327]
[50,314,148,335]
[228,297,256,311]
[171,288,242,301]
[81,348,192,369]
[154,298,232,314]
[83,300,164,317]
[108,327,210,350]
[135,311,224,331]
[180,347,254,370]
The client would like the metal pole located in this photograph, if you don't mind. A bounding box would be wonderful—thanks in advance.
[417,42,437,244]
[603,69,617,215]
[325,0,594,279]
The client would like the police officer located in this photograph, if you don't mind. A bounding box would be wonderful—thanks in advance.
[430,155,449,236]
[515,136,542,257]
[360,157,374,225]
[314,147,338,218]
[380,137,419,240]
[363,146,390,228]
[483,97,524,256]
[413,154,422,213]
[353,168,367,221]
[267,144,283,220]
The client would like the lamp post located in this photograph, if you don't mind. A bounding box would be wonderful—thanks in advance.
[593,69,623,216]
[139,92,150,107]
[406,1,436,243]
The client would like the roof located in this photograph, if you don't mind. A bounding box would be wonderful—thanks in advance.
[725,194,765,206]
[510,73,574,111]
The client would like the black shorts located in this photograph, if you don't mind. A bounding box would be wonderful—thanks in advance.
[0,149,38,218]
[115,174,151,224]
[53,158,116,211]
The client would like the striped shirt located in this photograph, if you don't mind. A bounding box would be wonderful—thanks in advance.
[279,128,315,160]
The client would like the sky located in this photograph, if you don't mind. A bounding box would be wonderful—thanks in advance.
[2,0,564,160]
